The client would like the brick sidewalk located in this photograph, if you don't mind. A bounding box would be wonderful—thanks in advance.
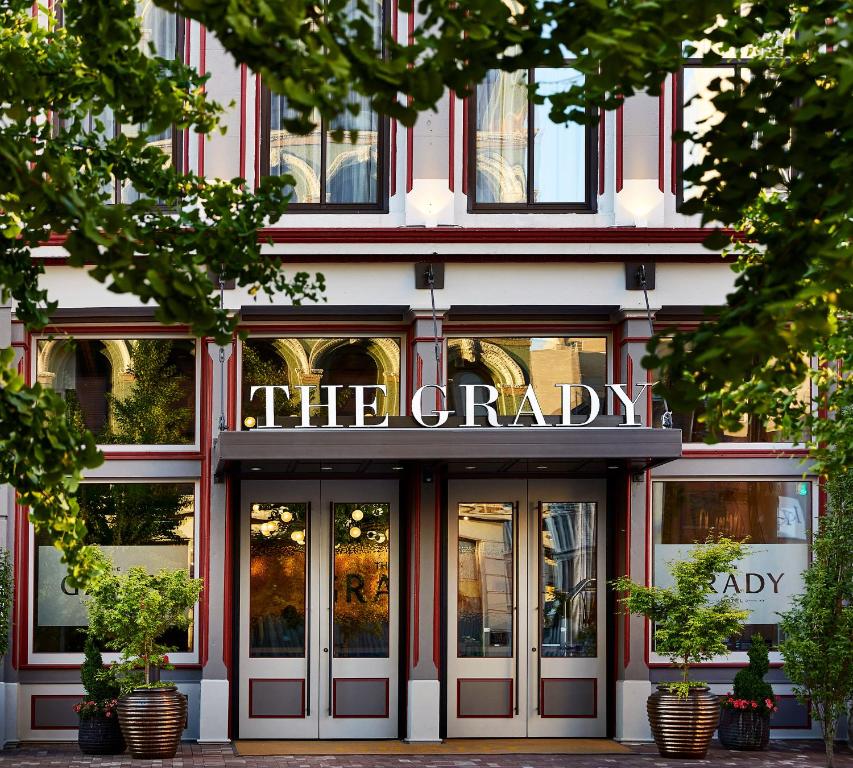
[0,741,850,768]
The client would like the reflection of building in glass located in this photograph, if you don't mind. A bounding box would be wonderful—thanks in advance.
[541,503,597,658]
[242,337,401,422]
[457,503,514,658]
[447,337,607,417]
[37,338,196,443]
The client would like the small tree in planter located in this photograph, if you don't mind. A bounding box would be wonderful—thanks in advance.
[780,472,853,768]
[719,634,778,750]
[613,537,748,758]
[75,638,124,755]
[86,563,202,759]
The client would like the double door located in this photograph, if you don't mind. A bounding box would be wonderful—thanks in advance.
[447,478,606,737]
[239,479,399,738]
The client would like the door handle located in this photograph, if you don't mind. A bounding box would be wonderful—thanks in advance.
[323,648,329,653]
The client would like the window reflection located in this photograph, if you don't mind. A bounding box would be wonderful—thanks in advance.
[265,0,384,206]
[653,480,812,649]
[475,68,588,206]
[680,65,748,202]
[541,502,597,657]
[37,338,196,444]
[333,503,390,657]
[457,503,514,658]
[447,337,607,419]
[249,503,308,657]
[34,482,195,654]
[54,3,181,203]
[241,337,401,426]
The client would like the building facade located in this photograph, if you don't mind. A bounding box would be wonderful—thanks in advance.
[0,4,820,745]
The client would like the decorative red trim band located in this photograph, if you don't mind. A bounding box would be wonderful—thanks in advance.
[255,226,739,244]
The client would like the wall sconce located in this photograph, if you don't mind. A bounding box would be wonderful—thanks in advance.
[406,179,455,227]
[615,179,665,227]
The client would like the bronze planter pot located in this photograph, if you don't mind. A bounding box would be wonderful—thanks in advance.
[647,685,720,759]
[117,686,186,759]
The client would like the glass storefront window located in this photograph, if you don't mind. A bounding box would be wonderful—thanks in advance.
[653,480,812,650]
[33,482,196,654]
[447,337,607,419]
[541,502,597,658]
[36,338,196,445]
[457,502,515,658]
[249,502,309,657]
[650,341,811,443]
[333,502,391,658]
[241,337,401,426]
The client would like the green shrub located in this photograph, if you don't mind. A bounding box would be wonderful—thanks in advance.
[613,536,749,696]
[80,637,120,704]
[731,634,774,706]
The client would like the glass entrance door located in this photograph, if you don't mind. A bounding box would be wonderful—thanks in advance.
[447,478,605,738]
[239,479,399,739]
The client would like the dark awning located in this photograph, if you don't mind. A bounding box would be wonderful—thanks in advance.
[214,418,682,477]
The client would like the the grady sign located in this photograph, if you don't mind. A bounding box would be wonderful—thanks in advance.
[248,383,652,429]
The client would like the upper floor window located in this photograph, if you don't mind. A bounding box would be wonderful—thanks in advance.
[470,69,596,211]
[54,3,184,204]
[447,337,607,419]
[241,337,401,426]
[258,0,388,210]
[676,50,749,208]
[37,338,197,446]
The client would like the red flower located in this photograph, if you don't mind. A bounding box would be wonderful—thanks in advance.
[162,655,170,664]
[105,711,112,718]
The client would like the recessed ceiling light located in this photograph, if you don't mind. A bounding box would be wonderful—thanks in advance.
[536,465,548,470]
[392,466,404,471]
[607,465,620,470]
[465,465,477,470]
[250,466,262,471]
[321,466,334,471]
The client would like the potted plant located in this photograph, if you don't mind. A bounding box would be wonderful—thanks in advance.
[86,563,203,760]
[75,637,124,755]
[718,634,778,750]
[613,536,749,758]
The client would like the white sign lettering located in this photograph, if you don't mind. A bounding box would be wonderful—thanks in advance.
[247,382,653,429]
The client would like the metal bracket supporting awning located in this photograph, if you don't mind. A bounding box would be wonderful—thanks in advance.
[214,423,682,480]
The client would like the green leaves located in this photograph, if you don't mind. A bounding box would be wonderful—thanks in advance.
[779,475,853,766]
[0,349,103,588]
[613,537,750,683]
[86,559,203,686]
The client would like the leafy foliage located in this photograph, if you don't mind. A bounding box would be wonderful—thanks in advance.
[1,0,849,579]
[613,537,749,692]
[86,557,203,689]
[730,635,774,711]
[0,0,324,583]
[780,473,853,768]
